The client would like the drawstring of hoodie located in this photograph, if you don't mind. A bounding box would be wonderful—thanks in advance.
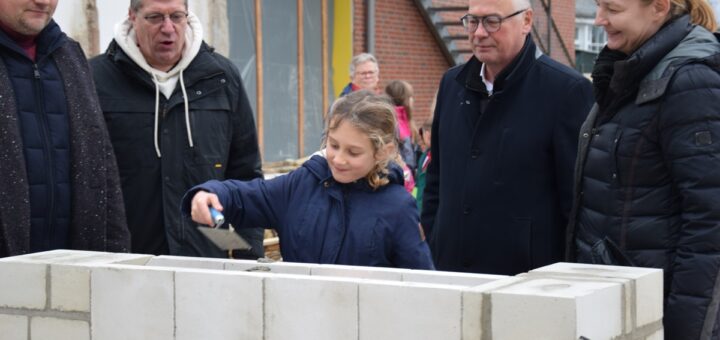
[180,69,194,149]
[114,12,202,159]
[153,73,162,158]
[151,71,194,158]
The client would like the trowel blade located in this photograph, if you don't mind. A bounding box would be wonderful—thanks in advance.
[197,226,251,251]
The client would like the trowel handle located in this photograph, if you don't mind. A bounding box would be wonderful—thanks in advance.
[209,207,225,228]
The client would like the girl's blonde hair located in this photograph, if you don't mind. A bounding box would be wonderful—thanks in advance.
[323,90,398,189]
[659,0,718,31]
[385,80,421,144]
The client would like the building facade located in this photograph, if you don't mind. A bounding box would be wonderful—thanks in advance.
[54,0,577,162]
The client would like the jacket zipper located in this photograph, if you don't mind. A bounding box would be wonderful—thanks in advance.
[33,63,56,249]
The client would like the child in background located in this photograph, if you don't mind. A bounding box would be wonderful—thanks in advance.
[385,80,420,173]
[183,90,434,270]
[414,119,433,212]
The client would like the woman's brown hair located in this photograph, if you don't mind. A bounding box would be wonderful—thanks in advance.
[664,0,718,31]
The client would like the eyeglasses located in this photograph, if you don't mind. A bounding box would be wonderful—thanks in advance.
[460,9,528,33]
[357,70,377,77]
[143,11,188,25]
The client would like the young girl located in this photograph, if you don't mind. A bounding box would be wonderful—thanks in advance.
[414,118,433,212]
[182,90,433,270]
[385,80,420,173]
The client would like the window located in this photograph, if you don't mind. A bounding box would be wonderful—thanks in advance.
[228,0,332,162]
[575,20,606,53]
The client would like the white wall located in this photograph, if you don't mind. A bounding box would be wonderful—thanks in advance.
[54,0,127,53]
[0,250,665,340]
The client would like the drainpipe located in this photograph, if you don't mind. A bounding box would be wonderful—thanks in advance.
[366,0,376,54]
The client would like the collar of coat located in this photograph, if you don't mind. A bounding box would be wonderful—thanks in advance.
[0,20,66,63]
[103,39,227,96]
[454,34,540,96]
[593,15,720,115]
[302,155,405,194]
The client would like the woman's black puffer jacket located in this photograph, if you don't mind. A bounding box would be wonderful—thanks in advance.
[567,16,720,339]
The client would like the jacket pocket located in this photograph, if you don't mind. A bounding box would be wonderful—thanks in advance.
[590,237,634,266]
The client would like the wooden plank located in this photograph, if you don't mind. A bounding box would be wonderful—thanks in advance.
[255,0,264,154]
[297,0,305,157]
[321,0,328,122]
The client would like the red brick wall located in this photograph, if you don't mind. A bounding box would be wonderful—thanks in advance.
[376,0,454,124]
[351,0,577,124]
[353,0,367,55]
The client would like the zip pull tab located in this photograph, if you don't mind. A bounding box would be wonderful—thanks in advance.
[33,64,40,79]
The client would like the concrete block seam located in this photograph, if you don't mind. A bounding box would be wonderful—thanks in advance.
[0,307,89,321]
[173,270,177,339]
[481,293,492,340]
[610,320,663,340]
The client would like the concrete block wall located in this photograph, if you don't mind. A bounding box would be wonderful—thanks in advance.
[0,251,153,340]
[0,250,663,340]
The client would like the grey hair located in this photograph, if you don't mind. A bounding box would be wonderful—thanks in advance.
[512,0,531,11]
[349,53,379,77]
[130,0,188,12]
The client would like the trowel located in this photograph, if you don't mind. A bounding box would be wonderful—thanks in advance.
[196,207,251,252]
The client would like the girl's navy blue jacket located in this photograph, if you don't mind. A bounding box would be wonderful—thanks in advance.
[182,155,434,269]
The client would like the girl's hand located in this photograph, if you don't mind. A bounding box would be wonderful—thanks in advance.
[190,191,223,226]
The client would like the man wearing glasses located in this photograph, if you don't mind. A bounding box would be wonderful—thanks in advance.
[339,53,381,96]
[90,0,263,259]
[421,0,593,275]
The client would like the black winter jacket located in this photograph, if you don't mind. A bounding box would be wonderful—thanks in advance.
[422,36,593,275]
[0,21,130,257]
[567,16,720,340]
[90,41,263,258]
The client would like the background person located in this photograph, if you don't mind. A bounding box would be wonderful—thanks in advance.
[339,53,380,96]
[385,80,421,173]
[414,118,433,212]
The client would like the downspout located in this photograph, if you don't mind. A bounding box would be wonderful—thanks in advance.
[366,0,375,54]
[547,0,552,56]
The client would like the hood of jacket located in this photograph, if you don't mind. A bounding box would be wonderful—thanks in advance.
[591,16,720,122]
[113,12,203,95]
[112,12,204,158]
[301,154,405,191]
[636,15,720,103]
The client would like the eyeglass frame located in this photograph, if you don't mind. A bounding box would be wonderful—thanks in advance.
[356,70,378,77]
[460,9,528,34]
[142,11,189,25]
